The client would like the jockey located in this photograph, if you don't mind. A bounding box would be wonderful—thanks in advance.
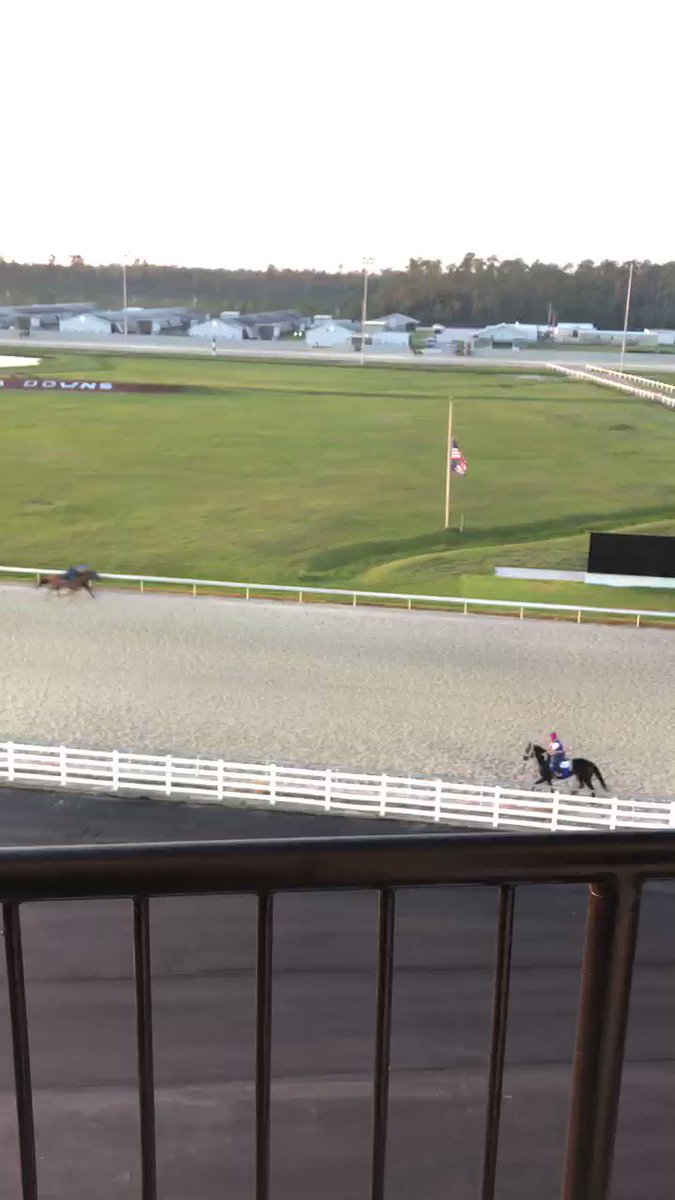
[548,731,566,776]
[63,564,89,580]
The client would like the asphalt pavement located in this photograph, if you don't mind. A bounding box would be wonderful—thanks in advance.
[0,786,672,1199]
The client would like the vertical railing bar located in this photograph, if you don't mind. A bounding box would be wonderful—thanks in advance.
[480,884,516,1200]
[562,876,642,1200]
[2,902,38,1200]
[371,888,396,1200]
[133,896,157,1200]
[255,892,274,1200]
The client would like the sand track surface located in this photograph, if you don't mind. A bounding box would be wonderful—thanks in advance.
[1,586,673,796]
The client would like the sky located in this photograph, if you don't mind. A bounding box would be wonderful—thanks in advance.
[4,0,674,271]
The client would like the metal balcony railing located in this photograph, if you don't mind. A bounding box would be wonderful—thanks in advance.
[1,829,674,1200]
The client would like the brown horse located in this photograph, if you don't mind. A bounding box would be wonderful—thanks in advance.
[37,569,99,598]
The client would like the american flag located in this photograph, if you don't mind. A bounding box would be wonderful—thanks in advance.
[450,437,468,475]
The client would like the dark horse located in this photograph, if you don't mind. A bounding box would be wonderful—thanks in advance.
[523,742,608,796]
[37,569,99,599]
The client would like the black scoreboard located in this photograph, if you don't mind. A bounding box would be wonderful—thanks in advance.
[588,532,675,579]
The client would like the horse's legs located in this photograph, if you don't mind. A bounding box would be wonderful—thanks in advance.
[583,768,596,797]
[576,770,595,797]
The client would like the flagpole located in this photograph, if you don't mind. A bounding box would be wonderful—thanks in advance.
[444,400,453,530]
[619,259,634,373]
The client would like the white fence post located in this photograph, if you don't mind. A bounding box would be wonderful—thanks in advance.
[380,775,388,817]
[324,768,332,811]
[492,787,501,828]
[610,796,619,830]
[165,755,172,796]
[434,780,442,822]
[59,745,67,787]
[551,791,560,831]
[217,759,225,801]
[269,763,276,806]
[7,742,15,783]
[669,801,675,829]
[111,749,120,792]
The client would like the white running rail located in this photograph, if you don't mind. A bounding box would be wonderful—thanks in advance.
[548,361,675,410]
[0,741,673,834]
[1,565,674,627]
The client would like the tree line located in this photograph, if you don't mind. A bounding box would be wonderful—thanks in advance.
[2,254,675,329]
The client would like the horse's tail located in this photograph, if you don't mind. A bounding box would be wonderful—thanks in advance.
[593,764,608,792]
[36,575,46,587]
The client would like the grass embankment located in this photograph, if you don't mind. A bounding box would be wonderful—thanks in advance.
[1,349,675,613]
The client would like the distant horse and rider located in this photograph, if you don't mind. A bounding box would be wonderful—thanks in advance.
[523,731,608,796]
[37,565,100,598]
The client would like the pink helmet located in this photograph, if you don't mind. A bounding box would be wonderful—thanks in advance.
[550,732,558,741]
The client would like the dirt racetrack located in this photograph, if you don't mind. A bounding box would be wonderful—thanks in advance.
[1,585,673,797]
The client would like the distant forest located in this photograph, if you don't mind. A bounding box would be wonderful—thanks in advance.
[3,254,675,329]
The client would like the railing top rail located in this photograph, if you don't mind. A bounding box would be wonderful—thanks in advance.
[1,564,674,621]
[0,831,673,900]
[584,364,675,392]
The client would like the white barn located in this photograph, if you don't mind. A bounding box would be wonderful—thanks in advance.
[306,322,355,348]
[475,322,539,347]
[370,330,412,349]
[189,318,244,341]
[59,312,115,334]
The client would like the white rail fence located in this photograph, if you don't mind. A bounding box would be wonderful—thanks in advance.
[548,360,675,410]
[0,741,673,834]
[1,565,675,627]
[584,363,675,406]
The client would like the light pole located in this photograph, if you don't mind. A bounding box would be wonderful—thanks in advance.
[619,260,634,373]
[122,256,128,338]
[360,256,374,365]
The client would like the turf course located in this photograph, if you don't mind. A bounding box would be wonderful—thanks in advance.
[2,348,675,610]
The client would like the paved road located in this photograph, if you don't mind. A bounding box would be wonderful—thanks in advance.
[1,586,673,796]
[4,331,675,371]
[0,788,672,1199]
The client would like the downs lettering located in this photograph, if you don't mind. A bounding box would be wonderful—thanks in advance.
[0,377,185,393]
[0,378,113,391]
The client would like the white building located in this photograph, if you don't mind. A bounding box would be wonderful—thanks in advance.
[554,324,658,347]
[370,330,411,349]
[580,329,658,348]
[552,323,596,342]
[475,322,540,347]
[189,318,244,341]
[306,322,355,348]
[59,312,115,334]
